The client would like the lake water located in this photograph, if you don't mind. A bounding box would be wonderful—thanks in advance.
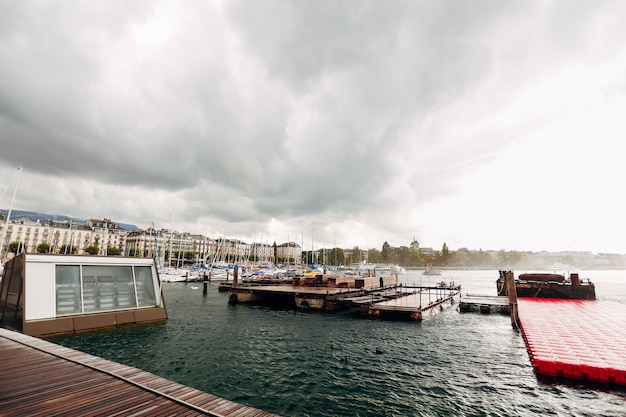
[52,269,626,416]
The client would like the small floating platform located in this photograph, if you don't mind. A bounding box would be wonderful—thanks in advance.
[518,299,626,386]
[0,328,278,416]
[458,295,510,314]
[361,285,460,320]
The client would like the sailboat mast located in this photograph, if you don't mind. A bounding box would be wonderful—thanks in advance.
[0,166,23,263]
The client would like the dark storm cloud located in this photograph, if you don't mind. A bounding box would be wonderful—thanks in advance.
[1,1,625,252]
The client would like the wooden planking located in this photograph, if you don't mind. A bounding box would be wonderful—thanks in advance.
[0,328,279,417]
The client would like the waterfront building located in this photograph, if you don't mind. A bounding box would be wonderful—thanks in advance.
[0,216,127,258]
[277,241,302,264]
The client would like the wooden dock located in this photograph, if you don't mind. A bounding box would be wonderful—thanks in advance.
[458,295,511,314]
[518,299,626,386]
[352,285,461,320]
[227,281,461,320]
[0,328,279,416]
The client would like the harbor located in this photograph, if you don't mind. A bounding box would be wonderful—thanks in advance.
[41,269,626,416]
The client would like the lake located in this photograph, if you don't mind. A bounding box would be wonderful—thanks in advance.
[52,269,626,416]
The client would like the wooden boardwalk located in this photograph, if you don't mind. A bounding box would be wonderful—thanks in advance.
[0,328,279,417]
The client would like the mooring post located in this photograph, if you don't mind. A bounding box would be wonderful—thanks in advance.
[505,270,520,328]
[233,265,238,288]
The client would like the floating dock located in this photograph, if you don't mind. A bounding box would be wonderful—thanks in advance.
[518,299,626,386]
[0,328,278,416]
[227,280,460,320]
[458,295,510,314]
[347,285,460,320]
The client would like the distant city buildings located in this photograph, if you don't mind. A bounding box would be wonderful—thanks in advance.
[0,213,302,265]
[0,215,126,257]
[1,213,624,268]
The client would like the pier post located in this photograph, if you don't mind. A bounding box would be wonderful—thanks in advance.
[233,266,238,288]
[505,271,520,329]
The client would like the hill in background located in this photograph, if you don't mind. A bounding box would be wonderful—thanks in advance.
[0,209,139,231]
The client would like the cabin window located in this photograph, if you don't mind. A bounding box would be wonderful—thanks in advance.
[82,265,137,311]
[55,264,158,316]
[134,266,157,307]
[55,265,81,315]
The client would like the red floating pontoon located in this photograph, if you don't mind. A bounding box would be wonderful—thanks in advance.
[518,298,626,386]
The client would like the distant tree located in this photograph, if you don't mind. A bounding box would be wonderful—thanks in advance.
[107,246,122,256]
[449,250,469,266]
[85,245,99,255]
[37,242,51,253]
[368,248,382,263]
[59,244,77,254]
[381,242,391,262]
[317,251,324,265]
[351,246,361,264]
[8,241,21,254]
[328,247,345,266]
[407,247,423,266]
[396,246,412,266]
[441,243,450,265]
[469,249,493,267]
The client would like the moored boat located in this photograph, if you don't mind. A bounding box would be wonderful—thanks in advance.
[496,270,596,300]
[422,264,442,276]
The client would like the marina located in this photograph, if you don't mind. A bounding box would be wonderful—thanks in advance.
[2,269,625,416]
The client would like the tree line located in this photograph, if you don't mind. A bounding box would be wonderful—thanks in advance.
[301,241,524,268]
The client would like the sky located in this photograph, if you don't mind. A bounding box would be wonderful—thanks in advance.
[1,1,626,254]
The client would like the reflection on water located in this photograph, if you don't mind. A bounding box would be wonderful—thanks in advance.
[52,270,626,416]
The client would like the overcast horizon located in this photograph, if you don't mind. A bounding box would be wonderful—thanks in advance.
[2,1,626,255]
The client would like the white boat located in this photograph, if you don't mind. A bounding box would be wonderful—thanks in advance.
[160,268,195,282]
[357,263,404,276]
[423,264,442,276]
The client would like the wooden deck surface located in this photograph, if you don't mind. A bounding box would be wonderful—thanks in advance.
[371,289,460,311]
[459,295,510,306]
[0,328,279,417]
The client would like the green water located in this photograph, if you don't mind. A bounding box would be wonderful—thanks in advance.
[51,270,626,416]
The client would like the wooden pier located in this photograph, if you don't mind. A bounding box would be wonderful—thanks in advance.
[0,328,279,416]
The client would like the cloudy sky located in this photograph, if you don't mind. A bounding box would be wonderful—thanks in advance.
[1,1,626,254]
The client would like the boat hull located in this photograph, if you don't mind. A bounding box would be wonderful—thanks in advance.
[496,278,596,300]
